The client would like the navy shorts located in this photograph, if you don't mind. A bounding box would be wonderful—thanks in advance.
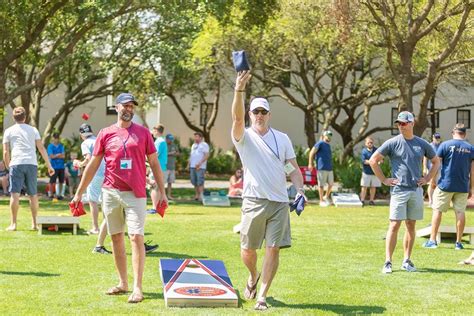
[9,164,38,195]
[190,168,205,186]
[50,168,65,184]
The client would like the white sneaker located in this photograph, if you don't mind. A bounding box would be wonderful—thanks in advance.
[401,259,417,272]
[319,201,329,207]
[324,197,332,205]
[382,261,392,274]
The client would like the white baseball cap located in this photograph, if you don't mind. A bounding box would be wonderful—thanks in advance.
[249,98,270,112]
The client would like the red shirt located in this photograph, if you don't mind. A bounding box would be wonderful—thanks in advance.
[93,122,156,198]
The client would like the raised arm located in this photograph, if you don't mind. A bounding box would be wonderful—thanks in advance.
[231,71,252,142]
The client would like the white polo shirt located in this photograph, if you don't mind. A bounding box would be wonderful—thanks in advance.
[233,127,296,202]
[190,141,210,169]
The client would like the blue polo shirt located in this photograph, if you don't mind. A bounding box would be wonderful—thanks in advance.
[361,147,377,175]
[437,139,474,193]
[47,143,65,170]
[314,140,332,171]
[426,142,440,170]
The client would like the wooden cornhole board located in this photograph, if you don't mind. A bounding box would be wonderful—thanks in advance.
[202,192,231,207]
[332,193,363,207]
[417,225,474,244]
[160,259,238,308]
[37,216,80,235]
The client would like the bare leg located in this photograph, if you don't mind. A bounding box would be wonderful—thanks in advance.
[150,188,159,209]
[29,194,39,230]
[89,201,100,232]
[360,186,367,202]
[198,185,204,200]
[110,233,128,290]
[241,248,259,287]
[370,187,376,202]
[325,184,333,200]
[129,234,145,297]
[386,220,402,262]
[167,183,173,199]
[429,210,443,242]
[403,220,417,259]
[96,219,108,247]
[318,186,325,203]
[455,211,466,243]
[257,247,280,302]
[428,183,436,205]
[7,193,20,231]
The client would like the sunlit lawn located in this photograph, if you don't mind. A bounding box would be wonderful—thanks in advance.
[0,193,473,315]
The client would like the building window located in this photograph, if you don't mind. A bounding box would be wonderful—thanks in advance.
[278,71,291,88]
[391,107,399,135]
[457,109,471,129]
[106,95,115,115]
[200,103,213,126]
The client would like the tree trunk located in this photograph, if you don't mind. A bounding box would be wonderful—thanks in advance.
[304,110,316,148]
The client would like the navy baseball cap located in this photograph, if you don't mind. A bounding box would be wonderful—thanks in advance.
[433,132,441,138]
[115,93,138,105]
[394,111,415,123]
[79,123,93,137]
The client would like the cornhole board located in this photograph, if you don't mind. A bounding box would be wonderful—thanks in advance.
[160,259,238,307]
[417,225,474,244]
[202,192,231,207]
[332,193,363,207]
[37,216,80,235]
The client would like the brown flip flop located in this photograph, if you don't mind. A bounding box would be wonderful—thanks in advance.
[244,273,261,300]
[106,286,128,295]
[128,292,144,303]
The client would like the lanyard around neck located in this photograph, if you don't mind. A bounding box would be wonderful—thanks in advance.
[256,128,279,161]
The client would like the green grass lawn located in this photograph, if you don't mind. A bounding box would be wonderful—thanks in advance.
[0,196,473,315]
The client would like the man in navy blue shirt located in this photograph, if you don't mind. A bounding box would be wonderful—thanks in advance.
[423,132,442,207]
[360,137,381,205]
[370,111,439,274]
[308,130,333,207]
[423,124,474,250]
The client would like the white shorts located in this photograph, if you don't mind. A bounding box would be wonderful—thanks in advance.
[360,173,381,187]
[87,175,104,203]
[164,170,176,184]
[101,188,147,236]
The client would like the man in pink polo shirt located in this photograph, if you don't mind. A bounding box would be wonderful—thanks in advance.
[72,93,167,303]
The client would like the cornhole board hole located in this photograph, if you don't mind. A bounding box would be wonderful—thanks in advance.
[37,216,80,235]
[332,193,363,207]
[202,192,231,207]
[160,259,238,308]
[417,225,474,244]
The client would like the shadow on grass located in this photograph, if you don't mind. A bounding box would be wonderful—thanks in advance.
[143,292,164,300]
[0,270,60,277]
[267,298,386,314]
[419,268,474,275]
[147,251,208,259]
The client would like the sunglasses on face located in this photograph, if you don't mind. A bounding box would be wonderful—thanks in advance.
[251,109,269,115]
[398,122,409,126]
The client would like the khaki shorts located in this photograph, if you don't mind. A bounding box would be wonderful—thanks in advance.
[164,170,176,184]
[432,187,468,213]
[360,173,381,187]
[317,170,334,187]
[389,187,424,221]
[240,198,291,249]
[102,188,147,236]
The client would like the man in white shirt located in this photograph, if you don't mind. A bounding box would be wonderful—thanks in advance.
[188,132,210,201]
[2,107,54,231]
[231,71,306,311]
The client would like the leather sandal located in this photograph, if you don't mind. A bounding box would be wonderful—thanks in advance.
[244,273,260,300]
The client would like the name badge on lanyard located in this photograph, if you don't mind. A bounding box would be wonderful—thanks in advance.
[120,159,132,170]
[119,128,132,170]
